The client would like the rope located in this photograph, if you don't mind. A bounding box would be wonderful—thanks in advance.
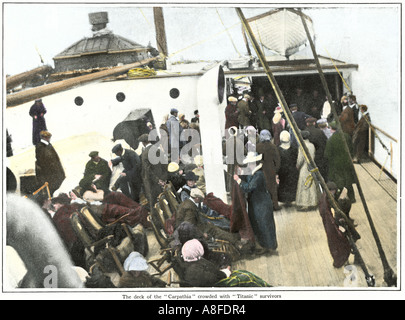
[216,9,241,56]
[304,167,319,188]
[323,47,352,94]
[127,67,157,78]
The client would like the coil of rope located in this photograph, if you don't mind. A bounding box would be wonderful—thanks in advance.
[127,67,157,78]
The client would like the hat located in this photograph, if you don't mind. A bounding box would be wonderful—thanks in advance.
[138,134,149,143]
[194,155,204,167]
[123,252,149,271]
[360,105,368,112]
[182,239,204,262]
[280,130,290,143]
[259,129,272,142]
[35,98,42,102]
[301,130,310,139]
[228,96,238,102]
[168,162,180,173]
[329,121,338,130]
[190,188,205,199]
[317,118,327,125]
[243,94,251,99]
[185,171,198,181]
[243,151,262,164]
[194,110,199,115]
[289,104,298,110]
[170,108,179,114]
[112,144,123,154]
[274,106,283,113]
[40,130,52,138]
[305,117,317,124]
[89,151,99,158]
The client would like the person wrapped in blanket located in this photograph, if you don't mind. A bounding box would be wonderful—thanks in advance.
[178,171,230,230]
[173,238,271,287]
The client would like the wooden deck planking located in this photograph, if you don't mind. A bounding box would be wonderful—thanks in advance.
[144,162,398,288]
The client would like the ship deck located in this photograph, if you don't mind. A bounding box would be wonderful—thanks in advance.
[145,160,398,289]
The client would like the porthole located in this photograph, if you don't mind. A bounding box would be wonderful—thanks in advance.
[74,96,84,106]
[116,92,126,102]
[169,88,180,99]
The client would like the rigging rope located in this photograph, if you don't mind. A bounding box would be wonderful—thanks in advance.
[216,9,241,56]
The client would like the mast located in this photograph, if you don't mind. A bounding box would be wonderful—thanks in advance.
[153,7,168,58]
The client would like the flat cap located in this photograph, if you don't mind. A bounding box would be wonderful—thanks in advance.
[112,144,123,154]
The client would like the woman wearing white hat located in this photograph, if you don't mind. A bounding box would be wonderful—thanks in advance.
[118,252,166,288]
[233,152,278,254]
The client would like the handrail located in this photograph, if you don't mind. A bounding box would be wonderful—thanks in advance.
[371,124,397,143]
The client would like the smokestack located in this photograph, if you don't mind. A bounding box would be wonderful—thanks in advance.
[89,12,109,32]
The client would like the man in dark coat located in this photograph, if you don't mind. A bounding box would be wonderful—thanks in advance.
[237,94,251,128]
[255,94,273,132]
[225,96,239,132]
[352,105,370,162]
[256,130,281,210]
[289,104,311,148]
[306,89,324,119]
[305,117,328,180]
[35,130,65,197]
[139,134,168,208]
[339,103,356,137]
[111,143,142,202]
[29,99,47,145]
[78,151,112,196]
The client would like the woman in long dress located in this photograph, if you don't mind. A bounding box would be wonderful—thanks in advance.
[233,152,277,254]
[277,130,299,206]
[296,131,318,211]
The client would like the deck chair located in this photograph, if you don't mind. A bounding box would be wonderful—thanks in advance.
[74,208,148,274]
[163,182,181,212]
[147,205,175,276]
[70,212,125,275]
[24,182,51,205]
[78,206,142,252]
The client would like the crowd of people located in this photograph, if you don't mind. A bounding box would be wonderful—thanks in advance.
[15,86,370,288]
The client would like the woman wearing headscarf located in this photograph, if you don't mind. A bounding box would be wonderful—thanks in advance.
[118,252,167,288]
[256,130,281,211]
[244,126,259,153]
[296,131,318,211]
[277,130,299,206]
[173,239,229,287]
[233,152,278,254]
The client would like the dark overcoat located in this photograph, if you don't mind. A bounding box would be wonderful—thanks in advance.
[277,145,299,203]
[256,141,281,209]
[239,169,277,250]
[324,131,355,190]
[29,102,47,145]
[141,144,167,206]
[79,158,112,193]
[112,148,142,201]
[35,141,65,196]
